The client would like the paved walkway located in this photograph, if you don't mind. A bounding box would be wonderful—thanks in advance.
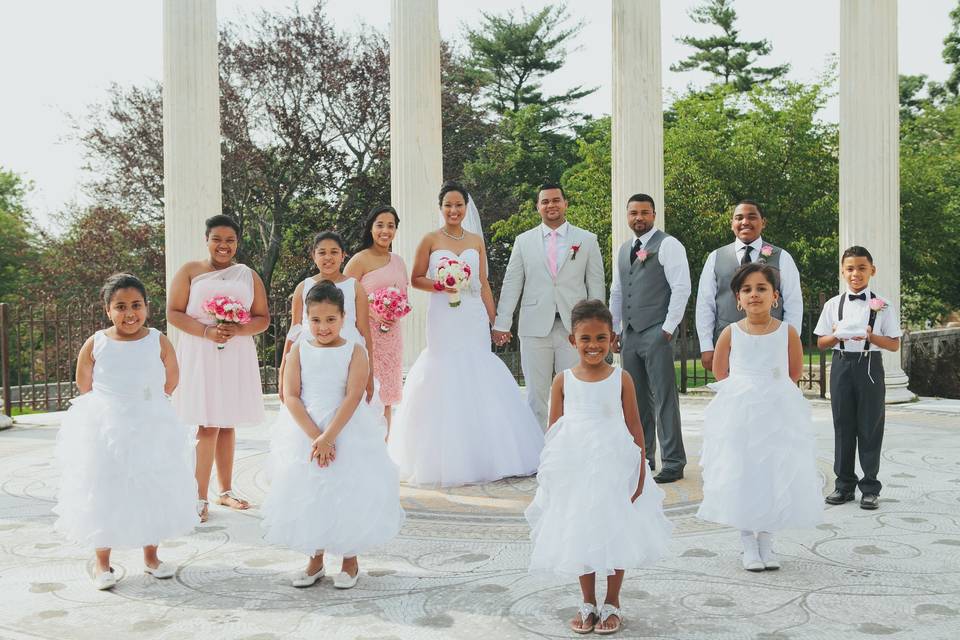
[1,397,958,639]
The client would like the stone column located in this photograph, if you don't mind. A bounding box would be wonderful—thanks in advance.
[390,0,443,366]
[839,0,913,402]
[162,0,222,343]
[611,0,664,254]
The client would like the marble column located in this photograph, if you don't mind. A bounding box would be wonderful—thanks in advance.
[162,0,222,343]
[611,0,664,253]
[839,0,913,402]
[390,0,443,367]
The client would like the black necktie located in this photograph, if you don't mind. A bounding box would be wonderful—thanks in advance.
[848,293,866,301]
[630,238,642,264]
[741,245,753,266]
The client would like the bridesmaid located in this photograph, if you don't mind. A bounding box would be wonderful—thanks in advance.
[167,214,269,522]
[344,206,409,435]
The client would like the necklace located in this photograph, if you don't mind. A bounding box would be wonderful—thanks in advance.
[742,315,774,335]
[440,227,465,241]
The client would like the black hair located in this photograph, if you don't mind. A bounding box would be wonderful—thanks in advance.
[101,273,148,307]
[627,193,656,210]
[205,214,241,238]
[438,180,470,207]
[358,205,400,252]
[537,182,567,202]
[570,299,614,332]
[304,280,345,314]
[730,262,780,294]
[311,230,347,254]
[841,245,874,265]
[733,199,765,218]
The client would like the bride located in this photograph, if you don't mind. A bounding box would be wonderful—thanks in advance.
[389,181,544,486]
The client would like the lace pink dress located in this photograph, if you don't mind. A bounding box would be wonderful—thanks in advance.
[360,253,408,406]
[173,264,265,427]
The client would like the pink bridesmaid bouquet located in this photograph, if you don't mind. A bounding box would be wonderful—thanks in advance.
[369,286,412,333]
[202,295,251,350]
[432,257,472,307]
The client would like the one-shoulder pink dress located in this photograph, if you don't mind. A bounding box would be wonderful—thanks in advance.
[360,253,408,406]
[173,263,265,427]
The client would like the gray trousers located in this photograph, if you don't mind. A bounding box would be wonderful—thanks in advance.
[621,323,686,473]
[830,351,885,495]
[520,317,579,431]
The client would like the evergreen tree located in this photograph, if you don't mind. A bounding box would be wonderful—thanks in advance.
[671,0,789,91]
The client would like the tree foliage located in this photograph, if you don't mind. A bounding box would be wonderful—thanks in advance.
[671,0,789,92]
[0,169,40,303]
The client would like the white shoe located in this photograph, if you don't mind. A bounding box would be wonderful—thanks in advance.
[93,568,117,590]
[757,533,781,570]
[291,566,325,588]
[742,536,765,572]
[333,570,359,589]
[144,562,176,579]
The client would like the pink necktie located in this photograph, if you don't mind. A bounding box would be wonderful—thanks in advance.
[547,229,558,277]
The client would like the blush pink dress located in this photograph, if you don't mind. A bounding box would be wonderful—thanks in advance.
[359,253,408,406]
[173,263,265,427]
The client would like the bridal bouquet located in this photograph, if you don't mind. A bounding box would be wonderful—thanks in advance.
[202,295,251,350]
[432,257,472,307]
[369,286,412,333]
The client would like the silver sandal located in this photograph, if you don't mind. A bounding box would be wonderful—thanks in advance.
[595,603,623,635]
[571,603,597,634]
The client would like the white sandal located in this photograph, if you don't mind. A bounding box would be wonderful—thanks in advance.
[595,603,623,635]
[144,562,176,579]
[571,603,598,634]
[196,499,209,523]
[216,490,249,510]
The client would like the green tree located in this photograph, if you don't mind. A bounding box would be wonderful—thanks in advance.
[0,169,40,303]
[671,0,789,92]
[944,1,960,96]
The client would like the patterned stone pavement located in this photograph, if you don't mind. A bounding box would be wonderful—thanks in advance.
[1,397,958,639]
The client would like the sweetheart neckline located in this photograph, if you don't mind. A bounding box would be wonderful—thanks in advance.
[430,248,480,259]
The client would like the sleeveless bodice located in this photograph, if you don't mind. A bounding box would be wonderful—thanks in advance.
[728,321,790,382]
[298,339,355,416]
[562,368,624,421]
[92,328,165,400]
[301,277,362,345]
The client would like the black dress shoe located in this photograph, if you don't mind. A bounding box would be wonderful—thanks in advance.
[860,494,880,510]
[653,470,683,484]
[824,490,855,505]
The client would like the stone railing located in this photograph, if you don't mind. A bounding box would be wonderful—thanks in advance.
[902,327,960,400]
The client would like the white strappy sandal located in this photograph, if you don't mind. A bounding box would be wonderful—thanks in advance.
[196,499,209,523]
[595,603,623,635]
[571,603,598,634]
[216,489,250,510]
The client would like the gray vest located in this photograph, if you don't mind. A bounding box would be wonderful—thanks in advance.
[617,230,672,333]
[713,241,785,342]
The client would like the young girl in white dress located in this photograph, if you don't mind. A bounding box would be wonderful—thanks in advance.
[262,281,404,589]
[697,263,823,571]
[54,274,198,590]
[526,300,673,635]
[280,231,376,405]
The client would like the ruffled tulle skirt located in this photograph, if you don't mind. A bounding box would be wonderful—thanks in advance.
[388,345,544,487]
[53,391,199,549]
[525,415,673,577]
[261,402,404,557]
[696,376,823,532]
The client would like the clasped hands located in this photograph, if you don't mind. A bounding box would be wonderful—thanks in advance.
[204,322,238,344]
[491,329,512,347]
[310,436,336,467]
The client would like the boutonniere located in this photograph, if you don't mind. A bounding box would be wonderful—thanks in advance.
[868,297,889,312]
[757,244,775,262]
[570,243,582,260]
[635,249,655,265]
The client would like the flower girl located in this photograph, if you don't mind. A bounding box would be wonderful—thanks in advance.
[697,263,822,571]
[526,300,673,635]
[54,274,198,590]
[262,281,404,589]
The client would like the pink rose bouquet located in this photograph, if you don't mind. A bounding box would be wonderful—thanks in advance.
[369,286,412,333]
[432,257,472,307]
[202,295,251,350]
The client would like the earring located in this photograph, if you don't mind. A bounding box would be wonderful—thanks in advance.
[736,302,743,311]
[773,299,779,309]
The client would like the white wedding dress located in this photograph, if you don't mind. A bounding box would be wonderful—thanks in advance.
[389,249,544,487]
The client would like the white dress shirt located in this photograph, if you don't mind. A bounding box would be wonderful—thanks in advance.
[695,236,803,351]
[814,287,902,352]
[610,228,692,335]
[541,221,571,273]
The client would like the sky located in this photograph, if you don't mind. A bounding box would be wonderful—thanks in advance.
[0,0,954,228]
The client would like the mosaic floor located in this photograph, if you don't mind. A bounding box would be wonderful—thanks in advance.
[1,397,958,639]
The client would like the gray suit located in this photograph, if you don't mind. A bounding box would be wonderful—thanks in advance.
[616,230,687,474]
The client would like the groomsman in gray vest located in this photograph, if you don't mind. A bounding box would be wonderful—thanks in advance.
[610,194,691,483]
[695,200,803,372]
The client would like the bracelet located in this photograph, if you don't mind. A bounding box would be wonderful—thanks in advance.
[202,326,210,339]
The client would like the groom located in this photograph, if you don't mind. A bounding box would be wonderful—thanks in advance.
[493,183,605,430]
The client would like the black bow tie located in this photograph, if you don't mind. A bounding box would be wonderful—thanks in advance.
[848,293,867,301]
